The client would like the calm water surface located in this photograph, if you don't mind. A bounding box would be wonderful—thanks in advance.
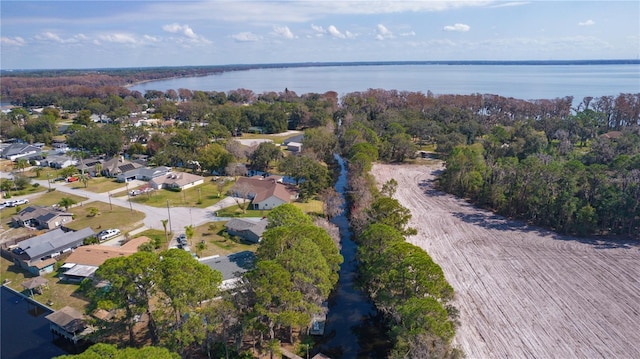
[129,64,640,101]
[314,156,390,358]
[1,286,71,359]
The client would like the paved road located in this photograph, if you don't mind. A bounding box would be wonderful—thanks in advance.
[1,171,241,235]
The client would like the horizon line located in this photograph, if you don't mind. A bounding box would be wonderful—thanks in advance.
[2,59,639,73]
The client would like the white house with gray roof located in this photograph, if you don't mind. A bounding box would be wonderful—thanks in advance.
[11,227,95,275]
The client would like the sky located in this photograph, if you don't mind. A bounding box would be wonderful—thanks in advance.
[1,0,639,70]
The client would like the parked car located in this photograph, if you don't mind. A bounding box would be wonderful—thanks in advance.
[98,228,121,241]
[66,176,79,182]
[129,189,141,196]
[5,199,29,207]
[176,234,187,245]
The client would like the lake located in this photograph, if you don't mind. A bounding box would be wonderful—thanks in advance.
[129,63,640,101]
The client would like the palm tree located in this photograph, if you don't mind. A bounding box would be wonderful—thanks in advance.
[184,224,195,246]
[78,172,90,188]
[161,219,169,244]
[15,158,28,172]
[196,240,207,257]
[94,163,103,177]
[58,197,77,211]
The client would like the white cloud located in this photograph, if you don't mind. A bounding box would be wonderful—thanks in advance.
[444,23,470,32]
[231,32,261,42]
[376,24,394,40]
[328,25,346,39]
[401,31,416,37]
[1,36,25,46]
[311,24,326,34]
[578,19,595,26]
[33,32,88,44]
[162,23,198,39]
[489,2,530,8]
[97,33,138,44]
[35,32,64,43]
[272,25,295,39]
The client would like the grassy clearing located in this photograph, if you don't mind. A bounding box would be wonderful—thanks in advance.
[293,199,324,217]
[68,176,127,193]
[1,256,89,312]
[238,131,301,145]
[130,179,234,208]
[65,201,145,234]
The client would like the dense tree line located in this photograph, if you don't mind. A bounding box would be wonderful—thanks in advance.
[335,89,639,238]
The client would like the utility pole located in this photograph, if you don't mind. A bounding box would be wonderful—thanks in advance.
[47,173,51,191]
[125,182,133,212]
[108,191,113,211]
[167,200,173,234]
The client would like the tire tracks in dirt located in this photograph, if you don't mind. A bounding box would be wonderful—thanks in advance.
[372,162,640,359]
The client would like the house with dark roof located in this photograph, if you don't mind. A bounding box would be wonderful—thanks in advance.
[1,142,42,161]
[234,176,298,210]
[11,205,73,230]
[224,218,268,243]
[199,251,255,290]
[45,306,92,344]
[11,227,95,275]
[101,156,144,178]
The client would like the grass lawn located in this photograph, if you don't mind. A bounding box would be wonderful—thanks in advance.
[2,182,48,198]
[216,200,324,218]
[0,191,88,231]
[130,179,234,208]
[239,131,302,145]
[192,221,258,258]
[135,229,171,251]
[68,176,127,193]
[1,256,89,312]
[65,200,145,234]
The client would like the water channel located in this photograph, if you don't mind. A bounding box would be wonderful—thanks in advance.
[315,156,390,358]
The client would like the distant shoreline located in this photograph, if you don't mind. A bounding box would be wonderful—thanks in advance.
[3,59,639,74]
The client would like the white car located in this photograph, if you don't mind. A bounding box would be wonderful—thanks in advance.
[98,228,121,241]
[5,199,29,207]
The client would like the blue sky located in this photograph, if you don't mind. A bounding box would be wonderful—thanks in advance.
[1,1,639,69]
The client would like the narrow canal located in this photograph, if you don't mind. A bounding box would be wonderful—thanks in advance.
[316,156,390,358]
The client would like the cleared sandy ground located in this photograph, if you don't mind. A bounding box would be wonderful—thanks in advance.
[372,162,640,359]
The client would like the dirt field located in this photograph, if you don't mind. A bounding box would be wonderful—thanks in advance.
[372,162,640,359]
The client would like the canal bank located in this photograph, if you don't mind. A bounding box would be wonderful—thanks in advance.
[315,156,390,358]
[1,285,86,359]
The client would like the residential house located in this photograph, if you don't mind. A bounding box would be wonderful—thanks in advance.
[1,143,42,161]
[41,153,77,169]
[75,158,103,176]
[12,205,73,230]
[11,227,95,275]
[116,166,172,182]
[61,236,151,282]
[101,156,143,178]
[234,176,298,210]
[199,251,255,290]
[149,171,205,191]
[224,218,268,243]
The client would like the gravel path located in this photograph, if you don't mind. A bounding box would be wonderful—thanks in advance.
[372,162,640,359]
